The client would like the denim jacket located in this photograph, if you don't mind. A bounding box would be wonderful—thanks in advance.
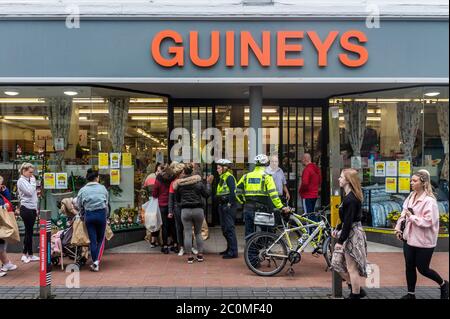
[77,182,109,212]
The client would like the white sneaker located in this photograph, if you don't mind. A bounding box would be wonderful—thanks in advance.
[191,247,198,255]
[90,262,99,272]
[21,255,30,264]
[0,271,6,277]
[1,263,18,272]
[178,247,185,256]
[28,255,40,262]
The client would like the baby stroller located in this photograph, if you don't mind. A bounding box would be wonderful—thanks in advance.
[51,197,89,270]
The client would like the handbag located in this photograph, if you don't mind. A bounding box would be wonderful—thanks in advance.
[105,224,114,241]
[0,206,20,243]
[254,211,276,227]
[201,218,209,240]
[71,216,91,246]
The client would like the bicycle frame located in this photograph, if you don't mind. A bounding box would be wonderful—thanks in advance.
[265,220,326,259]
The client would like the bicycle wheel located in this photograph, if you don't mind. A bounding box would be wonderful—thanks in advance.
[244,232,288,277]
[322,236,332,269]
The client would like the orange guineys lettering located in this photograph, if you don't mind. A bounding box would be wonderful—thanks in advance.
[277,31,304,67]
[151,30,184,67]
[189,31,220,67]
[307,31,339,67]
[339,30,369,68]
[241,31,271,67]
[226,31,235,67]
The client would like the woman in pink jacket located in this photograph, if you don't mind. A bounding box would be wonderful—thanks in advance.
[395,169,448,299]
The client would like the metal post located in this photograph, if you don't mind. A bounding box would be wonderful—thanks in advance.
[39,210,52,299]
[329,106,343,298]
[249,86,263,169]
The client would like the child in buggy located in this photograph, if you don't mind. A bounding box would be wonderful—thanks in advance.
[51,197,89,270]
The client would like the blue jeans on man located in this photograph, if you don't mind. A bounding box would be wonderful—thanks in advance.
[303,198,318,234]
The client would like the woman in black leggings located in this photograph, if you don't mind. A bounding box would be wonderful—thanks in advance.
[395,170,448,299]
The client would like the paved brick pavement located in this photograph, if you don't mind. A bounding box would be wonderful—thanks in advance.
[0,286,444,299]
[1,252,447,288]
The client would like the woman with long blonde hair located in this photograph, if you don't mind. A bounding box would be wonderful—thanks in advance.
[395,169,448,299]
[331,168,368,299]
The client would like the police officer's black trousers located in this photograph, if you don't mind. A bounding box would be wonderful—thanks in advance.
[218,203,238,257]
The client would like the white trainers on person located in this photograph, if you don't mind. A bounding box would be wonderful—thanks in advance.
[21,255,30,263]
[191,247,198,255]
[28,255,39,262]
[178,247,185,256]
[1,263,18,272]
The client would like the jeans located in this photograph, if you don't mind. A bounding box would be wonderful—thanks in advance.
[403,242,443,293]
[219,203,238,256]
[303,198,317,215]
[85,208,107,263]
[20,206,37,255]
[303,198,318,234]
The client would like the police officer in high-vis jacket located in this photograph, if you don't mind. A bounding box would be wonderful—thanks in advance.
[236,154,290,238]
[209,159,239,259]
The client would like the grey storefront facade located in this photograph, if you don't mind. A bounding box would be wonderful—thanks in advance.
[0,15,448,230]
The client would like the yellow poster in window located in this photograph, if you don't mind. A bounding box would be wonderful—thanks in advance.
[44,173,56,189]
[110,153,121,169]
[122,153,132,168]
[385,177,397,193]
[398,177,411,194]
[398,161,411,177]
[110,169,120,186]
[56,173,68,190]
[98,153,109,169]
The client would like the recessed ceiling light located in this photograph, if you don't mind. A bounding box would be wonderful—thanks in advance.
[424,91,440,97]
[4,90,19,96]
[64,90,78,96]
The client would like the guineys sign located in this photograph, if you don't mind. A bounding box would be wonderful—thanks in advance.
[151,30,368,68]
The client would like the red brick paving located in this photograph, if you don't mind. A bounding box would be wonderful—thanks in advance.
[2,252,448,288]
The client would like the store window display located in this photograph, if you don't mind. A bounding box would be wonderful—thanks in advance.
[0,86,168,233]
[330,86,449,232]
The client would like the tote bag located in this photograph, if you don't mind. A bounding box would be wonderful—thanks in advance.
[0,206,20,243]
[71,216,91,246]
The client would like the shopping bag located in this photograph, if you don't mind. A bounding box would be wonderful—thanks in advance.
[144,198,162,232]
[201,218,209,241]
[193,218,209,241]
[0,207,20,243]
[71,216,91,246]
[105,224,114,241]
[139,206,146,225]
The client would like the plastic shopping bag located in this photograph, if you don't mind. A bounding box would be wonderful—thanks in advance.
[0,206,20,243]
[144,198,162,233]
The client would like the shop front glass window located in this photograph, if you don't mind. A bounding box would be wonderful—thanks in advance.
[0,86,167,232]
[330,86,449,230]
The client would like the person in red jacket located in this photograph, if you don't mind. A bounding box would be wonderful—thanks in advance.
[299,153,321,220]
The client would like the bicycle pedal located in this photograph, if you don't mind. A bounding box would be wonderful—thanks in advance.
[286,267,295,276]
